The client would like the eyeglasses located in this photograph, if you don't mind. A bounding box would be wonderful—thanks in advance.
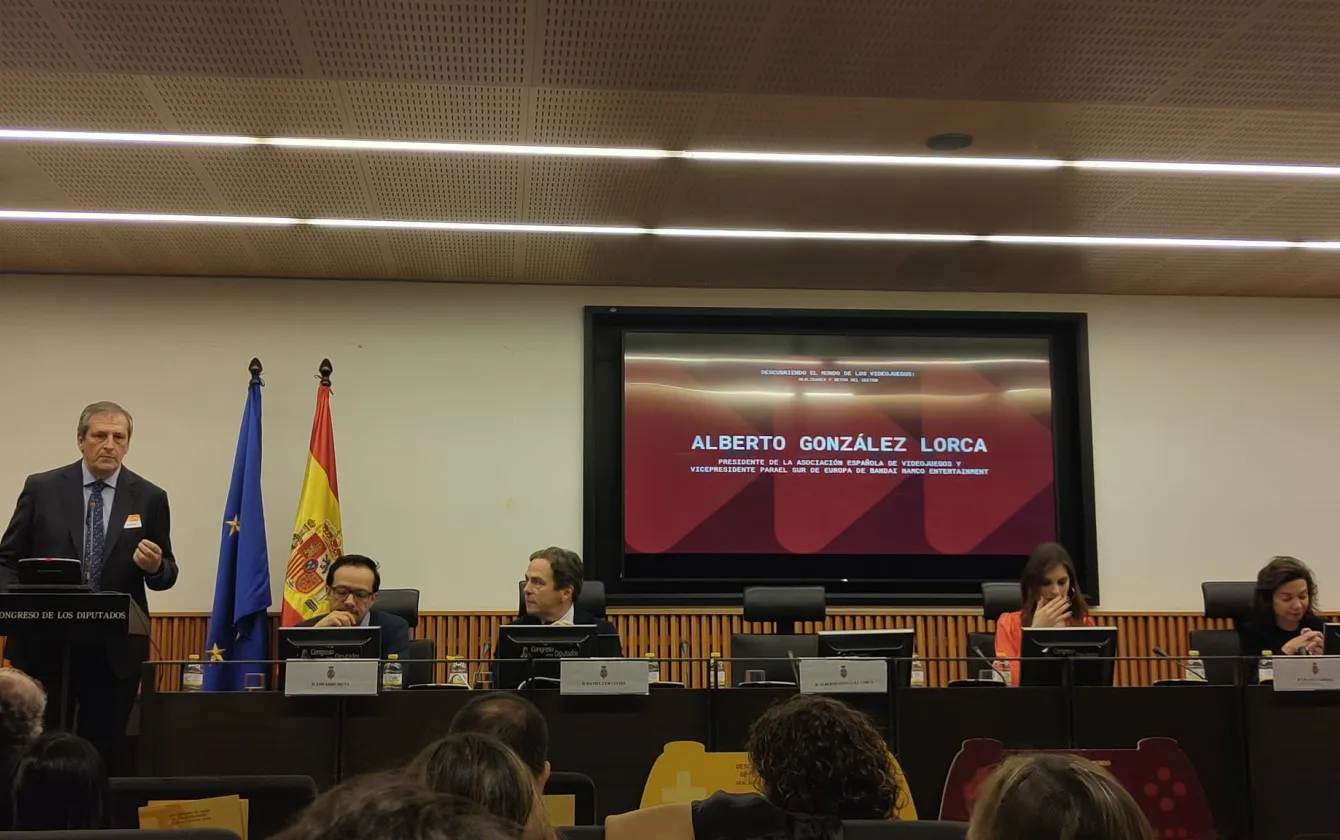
[330,586,374,602]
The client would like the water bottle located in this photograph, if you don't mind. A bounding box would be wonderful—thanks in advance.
[996,651,1012,686]
[1257,650,1274,685]
[710,651,726,689]
[181,653,204,692]
[910,654,926,688]
[1185,649,1207,682]
[447,656,470,687]
[382,654,403,691]
[646,651,661,683]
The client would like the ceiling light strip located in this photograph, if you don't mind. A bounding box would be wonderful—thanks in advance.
[4,128,1340,176]
[3,209,1337,250]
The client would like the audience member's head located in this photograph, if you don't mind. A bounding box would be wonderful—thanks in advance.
[449,692,550,789]
[0,668,46,751]
[1020,541,1090,627]
[746,694,900,820]
[274,774,519,840]
[967,753,1154,840]
[1254,555,1319,630]
[10,732,108,830]
[409,733,555,840]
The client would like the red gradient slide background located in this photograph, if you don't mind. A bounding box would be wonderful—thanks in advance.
[624,352,1055,556]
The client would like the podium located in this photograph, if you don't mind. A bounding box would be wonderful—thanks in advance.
[0,589,150,727]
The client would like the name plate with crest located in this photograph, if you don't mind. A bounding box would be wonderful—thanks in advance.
[1272,656,1340,692]
[284,658,380,696]
[560,658,650,696]
[798,657,889,694]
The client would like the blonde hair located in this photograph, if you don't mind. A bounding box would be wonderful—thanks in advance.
[967,754,1154,840]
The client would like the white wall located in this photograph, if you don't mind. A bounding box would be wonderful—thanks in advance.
[2,275,1338,613]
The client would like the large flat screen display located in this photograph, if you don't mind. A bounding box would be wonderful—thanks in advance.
[623,333,1055,556]
[584,307,1096,605]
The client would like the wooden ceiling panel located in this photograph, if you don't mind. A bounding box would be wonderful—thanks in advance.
[518,233,651,284]
[525,158,674,225]
[240,226,388,279]
[530,88,706,148]
[20,144,218,213]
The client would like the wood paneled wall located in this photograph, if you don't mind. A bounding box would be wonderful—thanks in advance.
[114,609,1248,691]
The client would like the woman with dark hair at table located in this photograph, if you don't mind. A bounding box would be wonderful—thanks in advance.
[10,732,108,830]
[605,694,902,840]
[1238,556,1324,661]
[993,542,1094,686]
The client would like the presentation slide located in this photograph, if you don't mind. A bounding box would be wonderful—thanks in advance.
[623,333,1056,556]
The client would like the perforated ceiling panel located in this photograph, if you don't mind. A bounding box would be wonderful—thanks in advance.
[345,82,525,143]
[52,0,303,76]
[539,0,770,89]
[0,71,164,130]
[301,0,528,84]
[963,0,1263,103]
[0,0,81,70]
[154,77,348,136]
[4,0,1340,296]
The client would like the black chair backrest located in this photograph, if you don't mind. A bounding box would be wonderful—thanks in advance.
[545,771,597,826]
[1189,628,1243,685]
[375,588,420,629]
[558,827,604,840]
[403,637,436,687]
[729,633,819,684]
[981,582,1023,621]
[109,775,317,840]
[742,586,826,633]
[843,820,969,839]
[0,832,240,840]
[577,580,607,618]
[1202,581,1256,622]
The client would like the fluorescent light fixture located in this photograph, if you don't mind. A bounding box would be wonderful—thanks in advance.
[5,128,1340,177]
[3,209,1340,251]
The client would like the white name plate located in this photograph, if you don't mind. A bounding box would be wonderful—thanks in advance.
[560,658,650,696]
[1272,656,1340,692]
[284,658,380,696]
[799,657,889,694]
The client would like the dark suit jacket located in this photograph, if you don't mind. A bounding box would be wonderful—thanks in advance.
[297,608,411,660]
[0,462,178,678]
[513,607,623,656]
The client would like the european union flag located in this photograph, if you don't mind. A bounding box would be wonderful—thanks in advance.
[204,363,271,691]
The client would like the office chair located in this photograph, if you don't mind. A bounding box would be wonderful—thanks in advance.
[959,582,1024,685]
[1195,580,1256,685]
[545,771,597,825]
[376,588,435,687]
[730,586,825,685]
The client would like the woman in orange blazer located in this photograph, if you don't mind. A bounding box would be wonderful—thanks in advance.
[994,542,1094,686]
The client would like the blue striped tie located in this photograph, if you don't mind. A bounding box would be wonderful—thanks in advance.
[85,480,107,590]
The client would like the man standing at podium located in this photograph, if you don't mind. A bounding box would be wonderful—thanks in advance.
[0,401,178,769]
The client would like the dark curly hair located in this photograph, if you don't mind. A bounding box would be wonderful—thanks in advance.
[746,694,900,820]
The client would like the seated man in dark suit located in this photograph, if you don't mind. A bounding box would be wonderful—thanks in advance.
[298,554,410,659]
[515,546,621,653]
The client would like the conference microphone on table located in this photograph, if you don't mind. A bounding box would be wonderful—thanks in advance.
[1153,647,1200,681]
[972,644,1008,682]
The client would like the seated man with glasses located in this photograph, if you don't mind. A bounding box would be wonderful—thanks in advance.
[298,554,410,660]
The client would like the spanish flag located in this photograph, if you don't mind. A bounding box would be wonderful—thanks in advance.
[282,360,343,626]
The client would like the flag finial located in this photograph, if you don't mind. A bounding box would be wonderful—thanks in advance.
[249,357,263,376]
[318,358,333,385]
